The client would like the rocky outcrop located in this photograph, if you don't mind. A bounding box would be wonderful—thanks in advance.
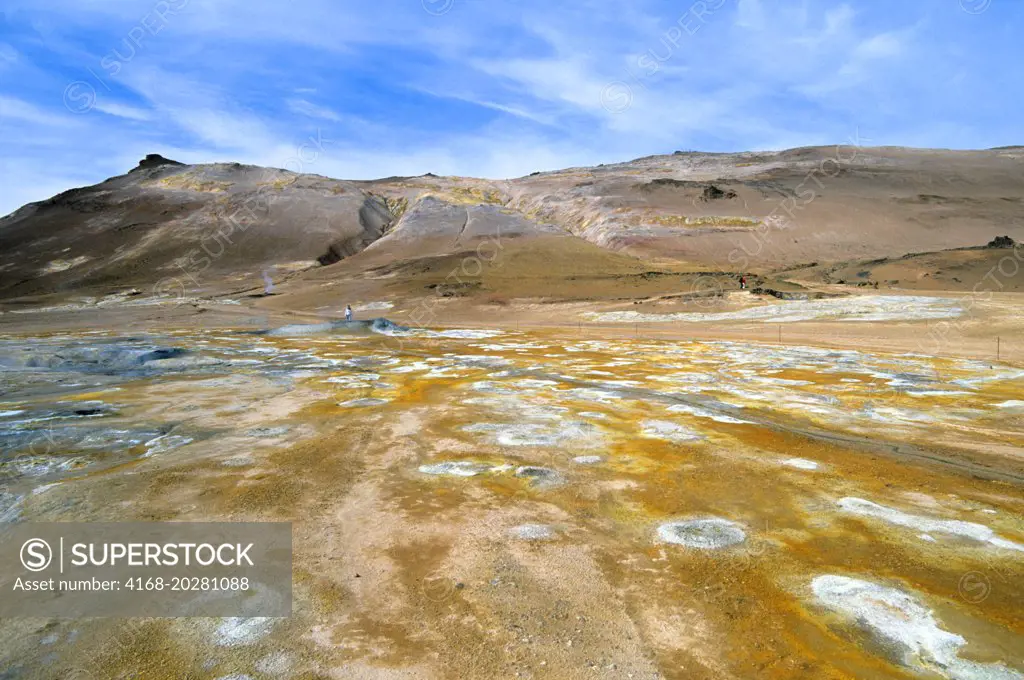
[135,154,185,171]
[750,287,844,301]
[987,235,1016,248]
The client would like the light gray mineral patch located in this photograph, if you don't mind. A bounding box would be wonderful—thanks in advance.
[0,492,24,523]
[657,518,746,549]
[514,466,564,486]
[245,426,290,438]
[213,617,274,647]
[641,420,703,443]
[511,524,555,540]
[143,434,194,457]
[337,398,388,408]
[811,575,1024,680]
[782,458,819,470]
[255,652,293,675]
[418,461,492,477]
[837,497,1024,551]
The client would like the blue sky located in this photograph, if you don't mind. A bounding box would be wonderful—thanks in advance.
[0,0,1021,216]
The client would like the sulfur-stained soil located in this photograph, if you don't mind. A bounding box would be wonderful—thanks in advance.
[1,300,1022,679]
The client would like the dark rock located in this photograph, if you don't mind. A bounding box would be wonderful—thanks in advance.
[137,347,189,363]
[641,178,689,190]
[987,235,1016,248]
[750,287,844,301]
[135,154,185,170]
[19,345,192,373]
[72,408,107,416]
[701,184,737,201]
[634,179,737,201]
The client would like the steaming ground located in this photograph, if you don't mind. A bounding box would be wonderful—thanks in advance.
[0,325,1022,679]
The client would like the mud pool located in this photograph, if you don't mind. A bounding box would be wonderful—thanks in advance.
[0,328,1022,679]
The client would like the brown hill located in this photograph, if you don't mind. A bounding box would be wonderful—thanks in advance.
[0,155,391,299]
[1,146,1022,306]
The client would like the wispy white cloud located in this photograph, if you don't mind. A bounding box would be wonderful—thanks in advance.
[287,98,341,122]
[0,43,18,67]
[471,56,610,112]
[404,82,557,127]
[94,100,153,120]
[852,32,905,60]
[0,95,76,127]
[798,27,914,96]
[735,0,766,29]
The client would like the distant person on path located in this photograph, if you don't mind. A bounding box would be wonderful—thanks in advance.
[345,305,353,321]
[739,276,747,290]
